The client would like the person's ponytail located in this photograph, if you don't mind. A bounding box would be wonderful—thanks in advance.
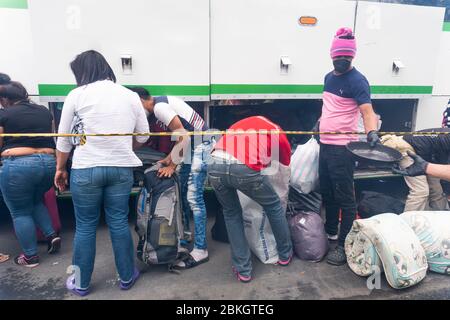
[0,81,29,103]
[0,73,11,85]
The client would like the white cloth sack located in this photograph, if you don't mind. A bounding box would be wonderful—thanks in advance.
[345,214,428,289]
[290,138,319,194]
[401,211,450,275]
[239,162,291,264]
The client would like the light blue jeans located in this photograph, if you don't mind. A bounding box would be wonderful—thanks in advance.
[0,154,56,257]
[179,141,214,250]
[70,167,135,290]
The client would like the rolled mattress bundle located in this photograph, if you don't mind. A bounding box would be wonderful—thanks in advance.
[345,213,428,289]
[401,211,450,275]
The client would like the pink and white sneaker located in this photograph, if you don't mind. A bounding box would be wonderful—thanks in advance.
[276,253,293,267]
[14,254,39,268]
[232,266,252,283]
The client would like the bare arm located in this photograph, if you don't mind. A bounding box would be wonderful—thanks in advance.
[56,150,70,171]
[133,137,145,151]
[426,163,450,181]
[133,97,150,150]
[392,151,450,181]
[54,150,71,192]
[359,103,378,133]
[157,116,190,178]
[54,93,76,192]
[165,116,190,165]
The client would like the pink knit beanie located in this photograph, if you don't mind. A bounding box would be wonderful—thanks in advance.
[330,27,357,59]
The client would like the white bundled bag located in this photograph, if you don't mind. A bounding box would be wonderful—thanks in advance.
[290,137,320,194]
[401,211,450,275]
[238,162,291,264]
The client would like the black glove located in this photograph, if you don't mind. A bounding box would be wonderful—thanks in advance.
[392,151,429,177]
[367,130,380,148]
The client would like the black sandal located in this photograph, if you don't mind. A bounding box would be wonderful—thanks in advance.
[173,254,209,270]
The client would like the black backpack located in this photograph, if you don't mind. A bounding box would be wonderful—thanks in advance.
[288,187,322,215]
[135,165,189,270]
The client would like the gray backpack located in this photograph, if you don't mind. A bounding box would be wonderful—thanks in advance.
[135,165,189,271]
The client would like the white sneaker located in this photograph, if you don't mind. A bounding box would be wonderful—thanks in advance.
[327,234,339,241]
[190,248,208,261]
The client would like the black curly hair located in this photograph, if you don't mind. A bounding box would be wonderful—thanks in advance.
[0,73,11,85]
[0,81,29,103]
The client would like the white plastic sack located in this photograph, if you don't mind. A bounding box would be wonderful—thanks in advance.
[290,138,319,194]
[401,211,450,275]
[345,214,428,290]
[239,162,291,264]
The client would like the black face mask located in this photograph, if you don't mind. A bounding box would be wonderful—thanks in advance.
[333,59,351,74]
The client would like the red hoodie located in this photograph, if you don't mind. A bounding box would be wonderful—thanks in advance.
[214,116,291,171]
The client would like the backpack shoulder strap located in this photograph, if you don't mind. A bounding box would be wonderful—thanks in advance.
[154,96,169,104]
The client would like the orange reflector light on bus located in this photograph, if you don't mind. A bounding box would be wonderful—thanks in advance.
[299,16,318,26]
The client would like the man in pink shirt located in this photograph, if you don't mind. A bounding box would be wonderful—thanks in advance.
[319,28,379,265]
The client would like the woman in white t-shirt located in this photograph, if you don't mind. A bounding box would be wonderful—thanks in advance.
[55,51,149,297]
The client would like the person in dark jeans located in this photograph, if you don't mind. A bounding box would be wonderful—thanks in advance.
[319,28,380,265]
[319,145,357,251]
[208,116,293,283]
[0,80,61,268]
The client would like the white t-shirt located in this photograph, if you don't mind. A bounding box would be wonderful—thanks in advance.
[153,96,206,132]
[56,80,149,169]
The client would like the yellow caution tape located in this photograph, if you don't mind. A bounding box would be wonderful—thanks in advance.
[0,130,449,138]
[1,130,449,146]
[1,130,448,146]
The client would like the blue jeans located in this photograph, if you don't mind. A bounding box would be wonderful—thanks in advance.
[179,141,214,250]
[0,154,56,257]
[70,167,134,290]
[207,163,293,277]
